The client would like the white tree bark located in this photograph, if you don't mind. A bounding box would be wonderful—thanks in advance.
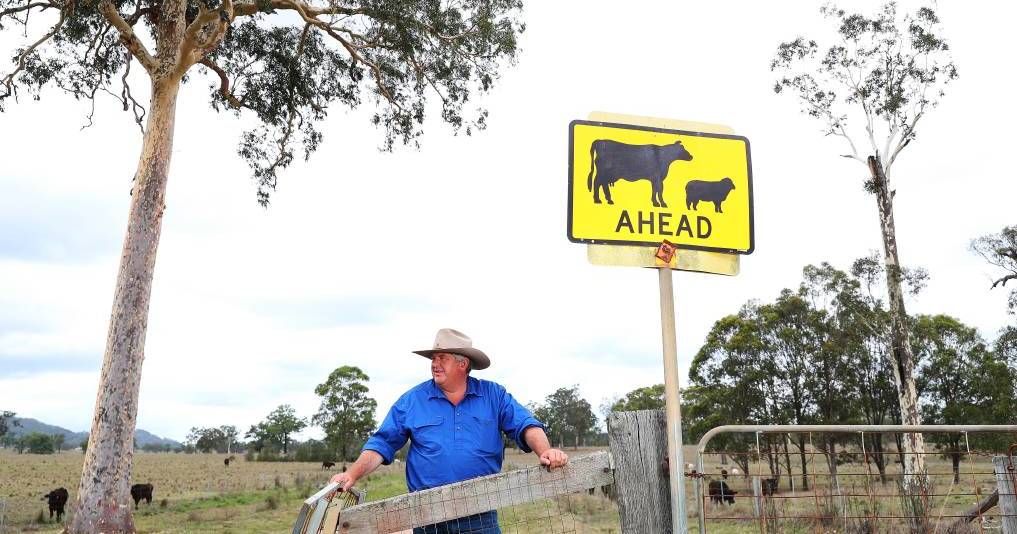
[867,156,930,526]
[68,78,180,534]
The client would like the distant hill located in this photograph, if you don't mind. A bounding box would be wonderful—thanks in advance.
[7,418,181,449]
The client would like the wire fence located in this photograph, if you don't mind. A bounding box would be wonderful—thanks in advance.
[694,427,1017,533]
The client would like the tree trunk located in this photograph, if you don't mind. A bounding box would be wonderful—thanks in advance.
[868,155,928,485]
[869,434,888,485]
[951,450,961,485]
[797,436,809,491]
[825,439,840,494]
[68,78,181,534]
[781,439,792,488]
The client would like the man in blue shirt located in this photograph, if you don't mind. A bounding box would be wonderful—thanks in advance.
[330,328,569,533]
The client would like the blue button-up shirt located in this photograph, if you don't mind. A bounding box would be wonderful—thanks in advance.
[363,376,544,492]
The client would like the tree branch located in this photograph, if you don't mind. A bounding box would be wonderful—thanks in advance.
[0,0,56,21]
[992,274,1017,290]
[1,5,67,102]
[271,0,398,108]
[199,57,243,108]
[232,0,363,18]
[97,0,157,74]
[177,0,234,75]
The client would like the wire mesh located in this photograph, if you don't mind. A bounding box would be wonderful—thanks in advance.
[355,464,583,533]
[696,430,1017,533]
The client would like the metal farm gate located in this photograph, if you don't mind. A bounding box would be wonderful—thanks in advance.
[694,425,1017,533]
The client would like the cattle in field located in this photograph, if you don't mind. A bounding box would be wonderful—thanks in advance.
[322,461,336,470]
[224,455,236,467]
[708,480,737,505]
[130,483,154,509]
[587,139,693,208]
[685,177,736,213]
[761,478,779,496]
[42,488,69,521]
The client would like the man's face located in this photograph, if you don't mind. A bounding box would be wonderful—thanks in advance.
[431,352,467,386]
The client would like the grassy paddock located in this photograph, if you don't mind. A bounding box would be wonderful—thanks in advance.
[7,443,1004,533]
[0,448,621,533]
[691,443,1011,533]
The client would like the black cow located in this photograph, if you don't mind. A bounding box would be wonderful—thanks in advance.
[130,483,154,509]
[761,478,779,496]
[224,455,236,467]
[685,177,736,213]
[322,461,336,470]
[587,139,693,208]
[42,488,69,521]
[708,480,737,505]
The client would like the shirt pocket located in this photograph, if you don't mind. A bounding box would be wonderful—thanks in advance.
[410,417,444,456]
[466,415,503,455]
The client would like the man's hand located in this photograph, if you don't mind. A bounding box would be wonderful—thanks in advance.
[539,448,569,470]
[329,471,357,492]
[328,450,383,492]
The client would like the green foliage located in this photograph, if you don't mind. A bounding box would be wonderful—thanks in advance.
[532,385,597,450]
[610,384,664,412]
[0,410,18,440]
[18,432,57,454]
[292,438,333,463]
[771,2,957,168]
[247,404,306,455]
[80,436,89,453]
[1,0,525,204]
[185,425,239,453]
[971,226,1017,314]
[312,365,377,462]
[913,314,1016,453]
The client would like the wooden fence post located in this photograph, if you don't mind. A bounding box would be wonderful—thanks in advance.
[608,410,672,533]
[992,456,1017,534]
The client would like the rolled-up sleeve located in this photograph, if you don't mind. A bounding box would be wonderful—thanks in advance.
[497,388,544,453]
[363,396,409,464]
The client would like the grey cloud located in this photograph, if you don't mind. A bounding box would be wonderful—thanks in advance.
[0,180,123,262]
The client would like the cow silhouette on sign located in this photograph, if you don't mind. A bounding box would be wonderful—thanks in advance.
[587,139,693,208]
[685,177,735,213]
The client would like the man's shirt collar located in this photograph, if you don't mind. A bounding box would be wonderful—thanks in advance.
[427,376,484,399]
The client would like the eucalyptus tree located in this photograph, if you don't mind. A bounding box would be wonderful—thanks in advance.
[912,315,1014,483]
[689,305,780,478]
[0,411,18,441]
[539,386,596,450]
[757,290,828,490]
[799,263,861,490]
[1,0,523,530]
[313,365,377,462]
[610,384,665,412]
[971,225,1017,314]
[771,3,957,496]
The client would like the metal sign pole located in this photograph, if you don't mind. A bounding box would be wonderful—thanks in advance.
[658,267,688,533]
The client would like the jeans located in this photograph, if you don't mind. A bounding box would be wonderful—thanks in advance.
[413,510,501,534]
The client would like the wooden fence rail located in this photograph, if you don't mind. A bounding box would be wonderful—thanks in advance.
[332,451,614,534]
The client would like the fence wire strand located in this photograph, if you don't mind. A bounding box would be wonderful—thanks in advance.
[698,430,1017,533]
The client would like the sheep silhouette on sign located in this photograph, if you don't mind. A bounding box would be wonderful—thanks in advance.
[587,139,693,208]
[685,177,735,213]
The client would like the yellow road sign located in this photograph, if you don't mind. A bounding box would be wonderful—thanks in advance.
[568,120,754,254]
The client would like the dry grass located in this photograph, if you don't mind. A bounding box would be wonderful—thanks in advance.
[691,444,1012,533]
[0,447,621,533]
[0,449,343,531]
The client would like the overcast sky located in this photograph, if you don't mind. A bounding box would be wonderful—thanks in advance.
[2,0,1015,443]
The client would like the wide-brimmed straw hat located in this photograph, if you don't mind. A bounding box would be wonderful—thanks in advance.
[413,328,491,370]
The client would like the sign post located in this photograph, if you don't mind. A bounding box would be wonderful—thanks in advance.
[567,112,754,533]
[657,256,687,534]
